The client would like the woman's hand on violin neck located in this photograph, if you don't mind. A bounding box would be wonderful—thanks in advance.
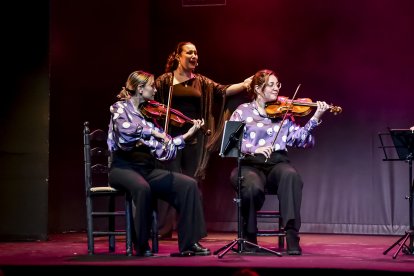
[183,119,204,140]
[312,101,330,121]
[254,146,273,159]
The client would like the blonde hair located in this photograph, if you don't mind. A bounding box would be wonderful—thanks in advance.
[117,70,153,100]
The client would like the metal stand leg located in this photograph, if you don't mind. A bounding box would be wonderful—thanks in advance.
[383,230,414,259]
[213,141,282,259]
[384,158,414,259]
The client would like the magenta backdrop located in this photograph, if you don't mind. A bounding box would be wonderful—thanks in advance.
[48,0,414,235]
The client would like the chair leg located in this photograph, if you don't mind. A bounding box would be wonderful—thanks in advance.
[278,210,285,249]
[278,233,285,249]
[109,196,116,252]
[151,210,159,253]
[86,194,94,255]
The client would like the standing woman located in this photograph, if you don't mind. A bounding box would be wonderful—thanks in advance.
[155,41,252,238]
[229,69,330,255]
[107,70,210,257]
[155,41,251,179]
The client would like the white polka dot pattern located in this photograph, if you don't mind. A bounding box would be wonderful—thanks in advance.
[228,100,319,153]
[107,99,185,161]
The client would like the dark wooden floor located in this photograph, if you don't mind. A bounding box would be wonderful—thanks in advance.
[1,232,413,275]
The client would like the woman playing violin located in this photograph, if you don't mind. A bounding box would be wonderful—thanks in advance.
[228,69,330,255]
[107,70,211,257]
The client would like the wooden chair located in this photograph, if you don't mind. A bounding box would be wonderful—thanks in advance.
[83,121,158,256]
[256,193,285,249]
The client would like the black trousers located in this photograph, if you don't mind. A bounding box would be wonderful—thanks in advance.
[157,134,203,236]
[109,151,207,252]
[230,151,303,236]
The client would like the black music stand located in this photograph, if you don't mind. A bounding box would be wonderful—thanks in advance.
[379,128,414,259]
[213,121,282,258]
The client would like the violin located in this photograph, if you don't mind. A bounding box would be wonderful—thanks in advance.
[264,96,342,118]
[139,100,211,136]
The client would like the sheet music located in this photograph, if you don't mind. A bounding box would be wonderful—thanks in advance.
[379,129,414,161]
[389,129,414,160]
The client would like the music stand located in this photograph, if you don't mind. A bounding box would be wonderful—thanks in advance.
[379,128,414,259]
[213,121,282,258]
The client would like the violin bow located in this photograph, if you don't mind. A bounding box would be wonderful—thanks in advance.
[164,85,173,135]
[266,84,301,162]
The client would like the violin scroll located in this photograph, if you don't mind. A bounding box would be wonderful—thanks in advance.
[328,104,342,115]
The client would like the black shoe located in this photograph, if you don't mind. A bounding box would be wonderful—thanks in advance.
[134,242,154,257]
[286,229,302,255]
[287,247,302,255]
[186,242,211,256]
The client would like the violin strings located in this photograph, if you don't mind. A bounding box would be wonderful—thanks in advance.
[265,84,302,163]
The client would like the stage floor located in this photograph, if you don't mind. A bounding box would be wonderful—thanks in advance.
[0,232,413,275]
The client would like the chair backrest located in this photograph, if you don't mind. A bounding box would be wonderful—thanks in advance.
[83,121,111,192]
[83,121,159,255]
[83,121,134,256]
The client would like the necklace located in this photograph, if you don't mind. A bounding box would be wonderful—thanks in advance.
[174,70,194,88]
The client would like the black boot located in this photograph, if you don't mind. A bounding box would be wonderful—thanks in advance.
[171,242,210,256]
[134,242,154,257]
[187,242,211,256]
[286,229,302,255]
